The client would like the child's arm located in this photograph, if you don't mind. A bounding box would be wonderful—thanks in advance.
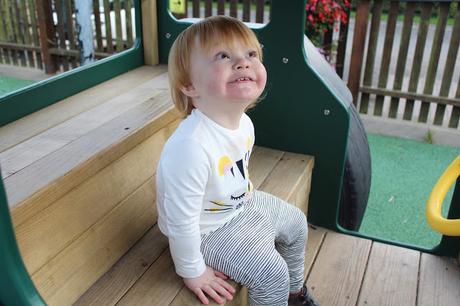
[157,139,234,304]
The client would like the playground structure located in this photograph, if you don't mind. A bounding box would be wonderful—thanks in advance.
[0,1,459,305]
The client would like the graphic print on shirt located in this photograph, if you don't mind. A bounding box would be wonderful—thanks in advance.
[205,137,253,214]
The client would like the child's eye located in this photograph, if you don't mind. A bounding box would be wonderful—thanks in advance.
[248,51,258,58]
[217,52,230,60]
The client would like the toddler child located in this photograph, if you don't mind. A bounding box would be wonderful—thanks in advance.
[156,15,319,306]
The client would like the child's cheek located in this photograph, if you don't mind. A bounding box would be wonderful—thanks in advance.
[206,66,226,93]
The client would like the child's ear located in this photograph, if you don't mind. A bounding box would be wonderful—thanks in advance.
[180,84,199,98]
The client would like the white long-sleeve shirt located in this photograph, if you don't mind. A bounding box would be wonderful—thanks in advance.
[156,109,255,278]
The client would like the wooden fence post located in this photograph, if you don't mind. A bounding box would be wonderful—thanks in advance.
[36,0,57,74]
[347,0,371,105]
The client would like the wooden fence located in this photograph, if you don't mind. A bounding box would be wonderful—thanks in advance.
[0,0,136,74]
[173,0,271,23]
[172,0,350,78]
[348,0,460,130]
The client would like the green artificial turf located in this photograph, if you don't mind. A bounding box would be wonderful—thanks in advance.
[359,134,460,249]
[0,76,35,96]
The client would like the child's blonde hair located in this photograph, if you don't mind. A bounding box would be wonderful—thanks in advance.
[168,16,263,117]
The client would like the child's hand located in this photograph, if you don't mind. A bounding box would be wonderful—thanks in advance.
[183,266,236,305]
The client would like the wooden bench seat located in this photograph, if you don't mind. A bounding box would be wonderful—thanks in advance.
[72,145,314,306]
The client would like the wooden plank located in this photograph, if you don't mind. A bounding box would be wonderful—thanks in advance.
[0,66,165,154]
[242,0,250,22]
[36,0,57,73]
[255,0,264,23]
[5,0,18,65]
[33,176,159,305]
[0,71,169,180]
[417,253,460,306]
[93,0,103,51]
[247,146,284,189]
[304,226,326,279]
[54,0,70,71]
[169,278,245,306]
[306,232,371,306]
[347,0,371,105]
[12,0,27,66]
[357,242,419,306]
[217,0,225,15]
[450,78,460,128]
[435,4,460,126]
[7,94,177,230]
[192,0,200,18]
[114,0,123,52]
[419,3,450,123]
[27,0,41,69]
[404,3,432,121]
[258,152,314,204]
[15,120,178,275]
[335,6,350,78]
[205,0,212,17]
[117,249,183,305]
[74,226,169,306]
[359,0,382,114]
[230,0,237,18]
[125,0,133,47]
[389,2,416,118]
[141,0,159,65]
[374,1,398,117]
[0,0,6,64]
[19,0,35,67]
[360,86,460,108]
[288,166,312,214]
[2,0,13,65]
[64,0,77,68]
[103,0,113,52]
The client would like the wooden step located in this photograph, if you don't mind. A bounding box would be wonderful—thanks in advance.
[0,65,180,304]
[75,146,315,306]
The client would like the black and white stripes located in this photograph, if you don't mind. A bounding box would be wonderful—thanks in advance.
[201,190,308,306]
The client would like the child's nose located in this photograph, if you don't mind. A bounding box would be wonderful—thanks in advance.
[234,58,250,70]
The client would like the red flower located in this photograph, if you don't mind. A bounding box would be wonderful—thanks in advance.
[305,0,350,34]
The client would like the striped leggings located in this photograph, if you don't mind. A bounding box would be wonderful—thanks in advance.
[201,190,308,306]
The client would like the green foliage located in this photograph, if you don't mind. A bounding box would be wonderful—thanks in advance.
[425,130,434,144]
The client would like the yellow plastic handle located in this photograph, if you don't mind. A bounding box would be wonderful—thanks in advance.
[426,155,460,236]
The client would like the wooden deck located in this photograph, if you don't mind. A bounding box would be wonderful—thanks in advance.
[73,224,460,306]
[71,220,460,306]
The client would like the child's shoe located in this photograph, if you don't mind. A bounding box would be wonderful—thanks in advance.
[288,284,320,306]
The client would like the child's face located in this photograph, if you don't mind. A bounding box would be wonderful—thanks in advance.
[182,37,267,111]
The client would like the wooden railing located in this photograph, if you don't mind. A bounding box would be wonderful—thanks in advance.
[0,0,136,74]
[174,0,271,23]
[348,0,460,131]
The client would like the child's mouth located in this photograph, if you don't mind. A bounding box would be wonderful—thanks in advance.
[232,77,253,83]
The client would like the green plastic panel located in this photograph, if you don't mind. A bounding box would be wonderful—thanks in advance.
[0,1,144,127]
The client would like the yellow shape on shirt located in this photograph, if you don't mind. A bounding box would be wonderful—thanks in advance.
[218,156,233,176]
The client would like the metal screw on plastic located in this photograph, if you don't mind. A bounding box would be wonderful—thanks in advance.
[282,57,289,64]
[324,109,330,116]
[165,33,171,39]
